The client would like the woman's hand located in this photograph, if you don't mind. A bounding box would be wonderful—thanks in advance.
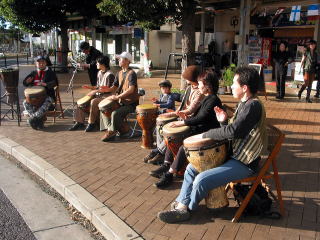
[168,121,185,128]
[176,111,187,120]
[214,106,227,122]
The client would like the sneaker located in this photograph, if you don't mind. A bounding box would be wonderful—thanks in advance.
[84,123,95,132]
[143,150,159,163]
[154,172,173,188]
[69,122,85,131]
[148,153,165,165]
[157,208,190,223]
[149,163,170,178]
[37,120,45,130]
[101,130,116,142]
[28,118,38,130]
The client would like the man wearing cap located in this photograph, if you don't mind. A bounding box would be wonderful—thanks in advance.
[100,51,140,141]
[22,56,58,130]
[79,42,103,86]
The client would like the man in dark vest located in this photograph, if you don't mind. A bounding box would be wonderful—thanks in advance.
[100,52,139,141]
[79,41,102,86]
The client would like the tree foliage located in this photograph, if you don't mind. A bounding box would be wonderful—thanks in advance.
[0,0,101,33]
[97,0,197,30]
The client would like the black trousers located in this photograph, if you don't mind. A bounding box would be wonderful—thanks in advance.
[275,65,287,98]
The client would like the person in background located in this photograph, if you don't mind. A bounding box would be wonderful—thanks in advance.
[79,41,103,86]
[298,40,318,103]
[152,80,175,114]
[273,41,292,99]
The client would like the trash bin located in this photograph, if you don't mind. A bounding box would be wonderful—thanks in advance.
[0,68,19,103]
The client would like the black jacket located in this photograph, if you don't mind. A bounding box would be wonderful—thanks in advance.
[184,94,222,134]
[23,68,58,100]
[86,46,102,84]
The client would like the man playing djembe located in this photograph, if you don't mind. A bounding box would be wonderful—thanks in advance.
[22,56,57,130]
[100,52,139,141]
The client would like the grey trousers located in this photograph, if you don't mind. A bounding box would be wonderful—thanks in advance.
[100,104,135,132]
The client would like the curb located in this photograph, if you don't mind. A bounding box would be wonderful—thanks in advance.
[0,135,143,240]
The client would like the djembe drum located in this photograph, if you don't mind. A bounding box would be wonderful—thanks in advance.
[24,86,47,109]
[156,115,178,137]
[77,95,93,113]
[184,136,229,209]
[162,122,190,156]
[136,104,158,149]
[98,98,121,118]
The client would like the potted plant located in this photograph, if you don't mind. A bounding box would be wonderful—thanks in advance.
[218,78,226,95]
[222,64,236,93]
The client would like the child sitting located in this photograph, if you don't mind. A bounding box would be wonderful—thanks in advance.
[152,80,176,113]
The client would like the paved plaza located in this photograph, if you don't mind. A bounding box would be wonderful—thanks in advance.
[0,65,320,240]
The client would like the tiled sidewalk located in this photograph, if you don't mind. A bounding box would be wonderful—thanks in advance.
[1,66,320,240]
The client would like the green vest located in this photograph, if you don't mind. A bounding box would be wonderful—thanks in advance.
[230,98,267,165]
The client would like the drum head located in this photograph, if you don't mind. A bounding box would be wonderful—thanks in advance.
[162,122,190,136]
[184,136,226,150]
[136,104,158,113]
[24,86,46,96]
[156,115,177,124]
[77,95,92,105]
[98,98,113,108]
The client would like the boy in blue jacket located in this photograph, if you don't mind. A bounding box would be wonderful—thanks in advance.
[152,80,176,113]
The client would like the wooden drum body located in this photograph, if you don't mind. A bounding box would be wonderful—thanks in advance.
[24,86,47,109]
[77,95,93,113]
[184,137,229,209]
[162,122,190,156]
[136,104,158,149]
[98,98,120,118]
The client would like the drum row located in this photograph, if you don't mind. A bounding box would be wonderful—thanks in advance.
[135,104,229,209]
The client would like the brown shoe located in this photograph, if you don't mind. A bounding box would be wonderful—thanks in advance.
[101,130,116,142]
[148,153,164,165]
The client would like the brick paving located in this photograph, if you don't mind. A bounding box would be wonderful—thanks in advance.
[1,65,320,240]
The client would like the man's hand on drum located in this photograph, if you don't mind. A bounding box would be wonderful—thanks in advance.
[26,77,33,84]
[214,106,227,122]
[168,121,185,128]
[87,90,98,96]
[108,95,119,101]
[40,82,47,87]
[176,111,187,120]
[153,103,160,107]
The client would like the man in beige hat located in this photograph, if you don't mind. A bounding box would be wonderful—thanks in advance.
[100,52,140,141]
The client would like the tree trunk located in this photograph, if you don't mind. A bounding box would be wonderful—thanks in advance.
[180,0,196,90]
[60,22,69,72]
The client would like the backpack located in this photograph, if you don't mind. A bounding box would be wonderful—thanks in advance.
[233,183,281,219]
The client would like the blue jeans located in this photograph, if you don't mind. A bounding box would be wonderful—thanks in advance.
[176,159,255,210]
